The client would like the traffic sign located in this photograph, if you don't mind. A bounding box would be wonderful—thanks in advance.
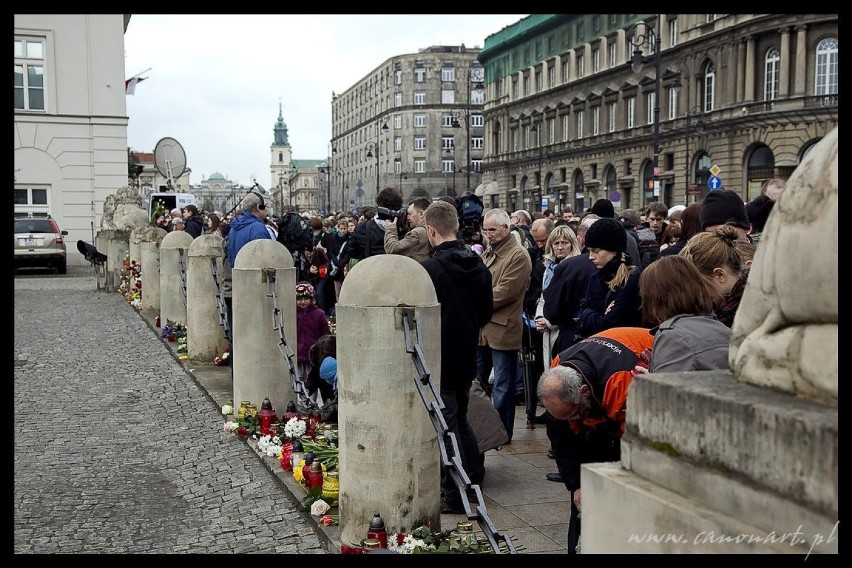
[708,176,723,190]
[710,164,721,176]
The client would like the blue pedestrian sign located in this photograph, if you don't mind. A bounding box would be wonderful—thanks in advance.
[708,175,723,190]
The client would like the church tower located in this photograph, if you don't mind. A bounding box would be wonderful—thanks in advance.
[270,101,295,209]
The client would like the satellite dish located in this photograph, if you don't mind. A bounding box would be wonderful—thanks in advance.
[153,137,187,190]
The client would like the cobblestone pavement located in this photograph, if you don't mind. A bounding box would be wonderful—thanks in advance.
[14,269,331,554]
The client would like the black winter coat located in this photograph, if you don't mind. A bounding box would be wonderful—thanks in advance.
[576,256,644,338]
[421,240,494,392]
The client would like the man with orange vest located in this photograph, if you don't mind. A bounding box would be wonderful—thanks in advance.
[537,326,653,554]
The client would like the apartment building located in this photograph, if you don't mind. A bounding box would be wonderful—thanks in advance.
[476,14,838,214]
[330,45,485,210]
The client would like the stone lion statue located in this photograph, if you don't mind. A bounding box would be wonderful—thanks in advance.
[101,185,150,231]
[730,127,837,407]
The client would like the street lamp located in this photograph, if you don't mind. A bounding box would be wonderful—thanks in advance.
[287,164,297,210]
[365,120,389,194]
[629,16,662,202]
[451,62,485,193]
[277,172,285,212]
[445,146,457,194]
[398,171,407,191]
[530,121,544,212]
[684,106,704,202]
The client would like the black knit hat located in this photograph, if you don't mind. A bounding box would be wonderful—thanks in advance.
[584,217,627,253]
[700,189,750,230]
[590,198,615,218]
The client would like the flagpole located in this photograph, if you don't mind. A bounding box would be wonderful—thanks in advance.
[128,67,151,80]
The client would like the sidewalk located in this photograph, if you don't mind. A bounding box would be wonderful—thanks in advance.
[139,310,569,554]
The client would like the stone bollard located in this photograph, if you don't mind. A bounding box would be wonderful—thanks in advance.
[336,255,441,547]
[232,239,296,417]
[159,230,193,327]
[186,235,229,363]
[103,229,130,291]
[129,228,144,268]
[139,227,168,315]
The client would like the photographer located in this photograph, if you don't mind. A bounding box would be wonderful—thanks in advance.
[384,197,431,262]
[348,187,403,262]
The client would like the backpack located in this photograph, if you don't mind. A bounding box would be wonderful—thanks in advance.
[276,212,313,254]
[455,192,484,243]
[635,226,660,268]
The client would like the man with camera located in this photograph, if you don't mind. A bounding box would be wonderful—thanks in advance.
[384,197,431,262]
[348,187,404,262]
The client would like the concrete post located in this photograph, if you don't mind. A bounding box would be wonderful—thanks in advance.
[186,235,229,363]
[139,227,168,315]
[159,230,193,327]
[129,228,144,268]
[103,229,130,291]
[336,255,441,545]
[232,239,296,417]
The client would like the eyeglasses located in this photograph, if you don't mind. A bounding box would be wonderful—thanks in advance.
[481,225,505,234]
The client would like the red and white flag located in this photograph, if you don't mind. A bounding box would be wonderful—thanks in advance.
[125,68,151,95]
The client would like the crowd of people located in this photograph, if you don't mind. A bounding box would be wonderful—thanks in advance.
[160,178,785,552]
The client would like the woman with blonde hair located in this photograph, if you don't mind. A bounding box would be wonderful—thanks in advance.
[638,255,731,372]
[534,225,581,369]
[679,224,750,327]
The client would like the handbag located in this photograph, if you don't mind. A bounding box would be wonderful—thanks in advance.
[467,379,509,453]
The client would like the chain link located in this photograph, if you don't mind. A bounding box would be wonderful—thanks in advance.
[209,257,232,344]
[401,308,517,554]
[178,248,188,307]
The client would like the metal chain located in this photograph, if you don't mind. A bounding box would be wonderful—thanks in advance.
[400,308,517,554]
[264,269,336,415]
[178,248,188,307]
[209,257,232,344]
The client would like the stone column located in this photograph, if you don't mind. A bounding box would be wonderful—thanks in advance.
[794,25,808,96]
[139,227,168,315]
[779,27,791,98]
[187,235,229,363]
[159,230,193,327]
[231,239,296,417]
[104,229,130,292]
[336,255,441,546]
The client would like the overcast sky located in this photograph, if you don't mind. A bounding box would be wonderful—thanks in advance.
[124,14,528,188]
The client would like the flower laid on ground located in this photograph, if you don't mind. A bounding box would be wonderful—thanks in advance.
[223,421,239,433]
[117,252,142,309]
[214,348,231,366]
[221,404,234,416]
[222,413,260,440]
[319,514,338,526]
[257,434,283,458]
[161,320,187,342]
[283,416,307,439]
[310,499,331,516]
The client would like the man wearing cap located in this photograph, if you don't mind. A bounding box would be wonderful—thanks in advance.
[700,189,752,241]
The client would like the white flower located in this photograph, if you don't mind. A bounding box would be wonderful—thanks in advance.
[283,416,307,439]
[310,499,330,516]
[221,404,234,415]
[224,421,239,432]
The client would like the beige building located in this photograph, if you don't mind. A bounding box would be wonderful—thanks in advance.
[475,14,838,214]
[330,45,486,211]
[14,14,131,266]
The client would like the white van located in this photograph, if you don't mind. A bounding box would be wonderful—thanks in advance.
[148,192,197,222]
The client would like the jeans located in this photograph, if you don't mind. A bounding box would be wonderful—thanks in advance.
[476,347,518,443]
[440,384,484,504]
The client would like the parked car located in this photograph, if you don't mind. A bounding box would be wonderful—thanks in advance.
[14,213,68,274]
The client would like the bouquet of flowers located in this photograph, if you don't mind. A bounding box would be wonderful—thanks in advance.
[117,252,142,309]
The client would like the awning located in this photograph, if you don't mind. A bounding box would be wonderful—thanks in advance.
[484,180,500,195]
[474,182,487,197]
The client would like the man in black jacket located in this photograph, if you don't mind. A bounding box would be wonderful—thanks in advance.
[182,204,205,239]
[348,187,403,262]
[421,200,494,514]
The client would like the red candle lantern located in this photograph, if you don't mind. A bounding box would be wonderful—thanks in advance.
[367,513,388,548]
[283,400,300,424]
[257,397,277,437]
[308,459,324,490]
[301,451,315,487]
